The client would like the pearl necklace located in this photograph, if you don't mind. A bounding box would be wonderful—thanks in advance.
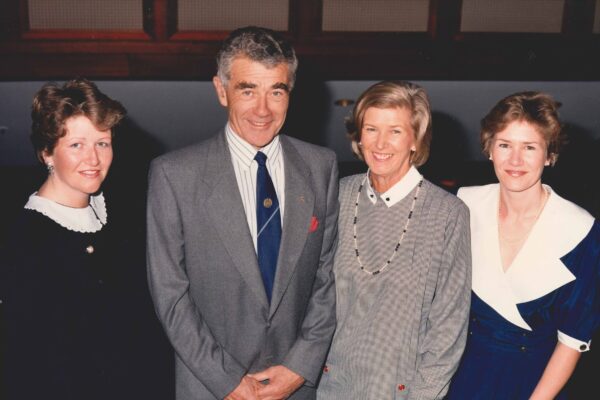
[353,176,423,276]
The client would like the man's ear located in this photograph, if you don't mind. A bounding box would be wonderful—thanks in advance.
[212,76,228,107]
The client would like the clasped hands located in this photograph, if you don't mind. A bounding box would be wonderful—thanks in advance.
[224,365,305,400]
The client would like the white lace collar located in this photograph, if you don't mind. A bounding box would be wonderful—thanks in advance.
[24,192,108,233]
[458,183,594,330]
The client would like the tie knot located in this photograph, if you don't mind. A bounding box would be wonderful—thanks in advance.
[254,151,268,166]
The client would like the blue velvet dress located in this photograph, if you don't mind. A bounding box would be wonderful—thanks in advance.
[447,184,600,400]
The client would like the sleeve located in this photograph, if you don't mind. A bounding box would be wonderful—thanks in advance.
[555,221,600,352]
[281,155,340,386]
[409,201,472,400]
[146,160,246,399]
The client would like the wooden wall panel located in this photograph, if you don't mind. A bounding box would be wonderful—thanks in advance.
[0,0,599,80]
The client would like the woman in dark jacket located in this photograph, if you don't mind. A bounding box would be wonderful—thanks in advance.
[1,78,173,400]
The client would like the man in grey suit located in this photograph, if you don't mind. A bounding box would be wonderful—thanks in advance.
[147,26,339,400]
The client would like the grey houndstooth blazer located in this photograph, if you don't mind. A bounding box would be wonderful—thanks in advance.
[317,174,471,400]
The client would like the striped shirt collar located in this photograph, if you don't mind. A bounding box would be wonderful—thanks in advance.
[225,123,282,169]
[365,165,422,207]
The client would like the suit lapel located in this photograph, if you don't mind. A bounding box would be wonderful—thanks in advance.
[270,136,315,317]
[204,133,270,309]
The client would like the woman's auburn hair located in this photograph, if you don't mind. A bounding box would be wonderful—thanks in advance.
[30,78,126,163]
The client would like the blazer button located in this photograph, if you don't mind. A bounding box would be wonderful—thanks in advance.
[520,346,527,352]
[398,384,406,391]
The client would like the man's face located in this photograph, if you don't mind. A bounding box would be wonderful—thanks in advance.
[213,57,290,149]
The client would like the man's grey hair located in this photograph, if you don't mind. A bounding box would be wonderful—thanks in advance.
[216,26,298,90]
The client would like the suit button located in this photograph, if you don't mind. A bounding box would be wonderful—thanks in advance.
[323,365,329,373]
[398,384,406,391]
[520,346,526,352]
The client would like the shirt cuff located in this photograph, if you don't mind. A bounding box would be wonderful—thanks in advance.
[558,330,591,352]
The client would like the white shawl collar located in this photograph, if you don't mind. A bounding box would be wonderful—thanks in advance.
[458,184,594,330]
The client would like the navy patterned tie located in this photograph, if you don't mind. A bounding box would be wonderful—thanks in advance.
[254,151,281,303]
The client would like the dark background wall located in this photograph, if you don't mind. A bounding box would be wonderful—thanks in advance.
[2,79,599,215]
[3,80,600,165]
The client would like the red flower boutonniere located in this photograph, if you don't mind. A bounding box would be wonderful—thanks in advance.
[309,216,319,233]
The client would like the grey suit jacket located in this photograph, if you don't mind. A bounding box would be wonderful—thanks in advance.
[147,132,339,400]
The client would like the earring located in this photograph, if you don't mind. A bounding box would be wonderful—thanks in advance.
[358,142,362,146]
[46,163,54,174]
[488,155,493,161]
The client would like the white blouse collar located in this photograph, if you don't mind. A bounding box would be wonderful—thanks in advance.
[458,184,593,330]
[24,192,108,233]
[365,165,422,207]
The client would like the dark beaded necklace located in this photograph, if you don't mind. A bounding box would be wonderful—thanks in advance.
[353,176,423,276]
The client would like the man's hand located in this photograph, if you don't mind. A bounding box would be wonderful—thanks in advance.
[248,365,305,400]
[224,376,261,400]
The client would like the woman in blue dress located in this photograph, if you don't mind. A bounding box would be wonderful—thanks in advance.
[447,91,600,399]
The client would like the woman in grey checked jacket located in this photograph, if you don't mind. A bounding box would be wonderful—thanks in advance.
[317,81,471,400]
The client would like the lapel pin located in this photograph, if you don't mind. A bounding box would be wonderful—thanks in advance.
[263,198,273,208]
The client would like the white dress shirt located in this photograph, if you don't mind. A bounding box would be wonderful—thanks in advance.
[225,123,285,252]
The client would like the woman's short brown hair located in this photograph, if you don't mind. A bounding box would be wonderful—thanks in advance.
[481,91,564,166]
[31,78,126,163]
[347,80,432,167]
